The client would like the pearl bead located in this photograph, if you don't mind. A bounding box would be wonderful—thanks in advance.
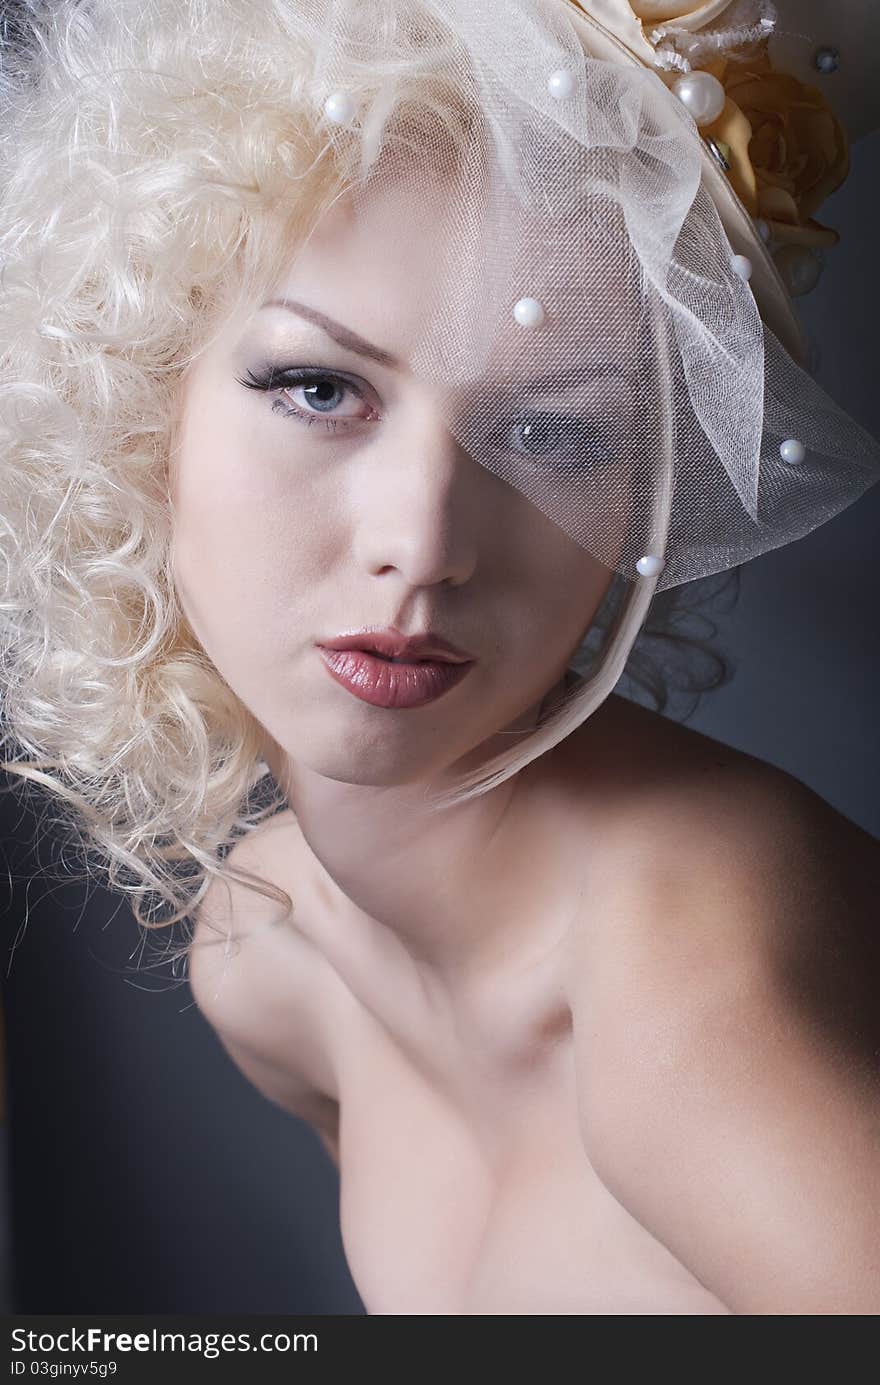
[547,68,576,100]
[813,46,840,75]
[636,554,664,578]
[513,296,546,328]
[731,254,753,281]
[779,438,806,465]
[323,90,356,125]
[672,70,726,127]
[774,244,823,297]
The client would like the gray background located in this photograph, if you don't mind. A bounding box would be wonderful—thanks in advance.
[686,129,880,840]
[1,127,877,1316]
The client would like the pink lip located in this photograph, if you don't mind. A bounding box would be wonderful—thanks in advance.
[317,647,474,709]
[319,626,474,663]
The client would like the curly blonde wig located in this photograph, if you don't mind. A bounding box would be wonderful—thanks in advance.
[0,0,736,960]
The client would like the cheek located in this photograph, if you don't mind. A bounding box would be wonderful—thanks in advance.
[520,524,614,634]
[543,570,612,651]
[171,422,339,658]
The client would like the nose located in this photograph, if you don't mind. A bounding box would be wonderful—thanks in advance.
[351,394,481,589]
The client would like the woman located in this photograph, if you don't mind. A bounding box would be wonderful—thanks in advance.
[1,0,878,1314]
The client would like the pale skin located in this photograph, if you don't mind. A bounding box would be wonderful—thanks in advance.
[175,174,880,1315]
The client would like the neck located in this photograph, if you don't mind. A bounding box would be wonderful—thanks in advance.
[261,670,579,994]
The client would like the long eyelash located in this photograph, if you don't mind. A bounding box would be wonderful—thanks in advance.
[235,365,306,391]
[234,365,378,429]
[235,365,365,393]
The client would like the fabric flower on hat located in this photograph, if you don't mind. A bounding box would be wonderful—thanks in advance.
[629,1,736,25]
[700,47,851,247]
[568,3,851,255]
[568,0,740,66]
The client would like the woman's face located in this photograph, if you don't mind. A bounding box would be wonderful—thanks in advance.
[170,174,616,787]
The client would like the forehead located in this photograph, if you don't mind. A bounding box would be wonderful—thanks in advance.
[266,166,642,388]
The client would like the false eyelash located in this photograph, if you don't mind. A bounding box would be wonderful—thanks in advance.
[235,363,372,393]
[234,364,328,392]
[232,362,379,432]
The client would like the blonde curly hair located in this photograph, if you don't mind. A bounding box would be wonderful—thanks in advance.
[0,0,736,963]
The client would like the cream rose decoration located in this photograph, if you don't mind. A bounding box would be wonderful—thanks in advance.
[569,3,851,250]
[701,49,850,247]
[629,1,736,26]
[569,0,739,65]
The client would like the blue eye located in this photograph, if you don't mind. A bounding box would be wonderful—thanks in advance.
[236,366,380,430]
[288,376,347,413]
[488,412,617,466]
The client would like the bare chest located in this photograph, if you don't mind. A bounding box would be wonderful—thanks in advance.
[325,975,729,1315]
[208,801,733,1314]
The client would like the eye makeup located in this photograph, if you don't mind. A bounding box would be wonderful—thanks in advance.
[235,363,381,432]
[234,349,633,468]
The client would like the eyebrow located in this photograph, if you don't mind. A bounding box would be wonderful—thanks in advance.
[261,297,402,369]
[259,296,637,392]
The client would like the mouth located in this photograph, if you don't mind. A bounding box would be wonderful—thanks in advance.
[319,626,475,664]
[367,651,439,664]
[317,645,475,710]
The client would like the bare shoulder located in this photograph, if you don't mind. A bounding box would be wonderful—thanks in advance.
[564,690,878,900]
[188,808,340,1138]
[564,691,879,1014]
[188,806,301,1005]
[563,696,880,1311]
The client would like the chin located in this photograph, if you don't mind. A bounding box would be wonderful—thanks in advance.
[295,714,485,789]
[298,751,443,791]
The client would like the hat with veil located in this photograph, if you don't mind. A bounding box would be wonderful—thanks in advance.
[284,0,879,798]
[306,0,879,592]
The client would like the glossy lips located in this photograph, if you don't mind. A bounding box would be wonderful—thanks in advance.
[317,626,476,709]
